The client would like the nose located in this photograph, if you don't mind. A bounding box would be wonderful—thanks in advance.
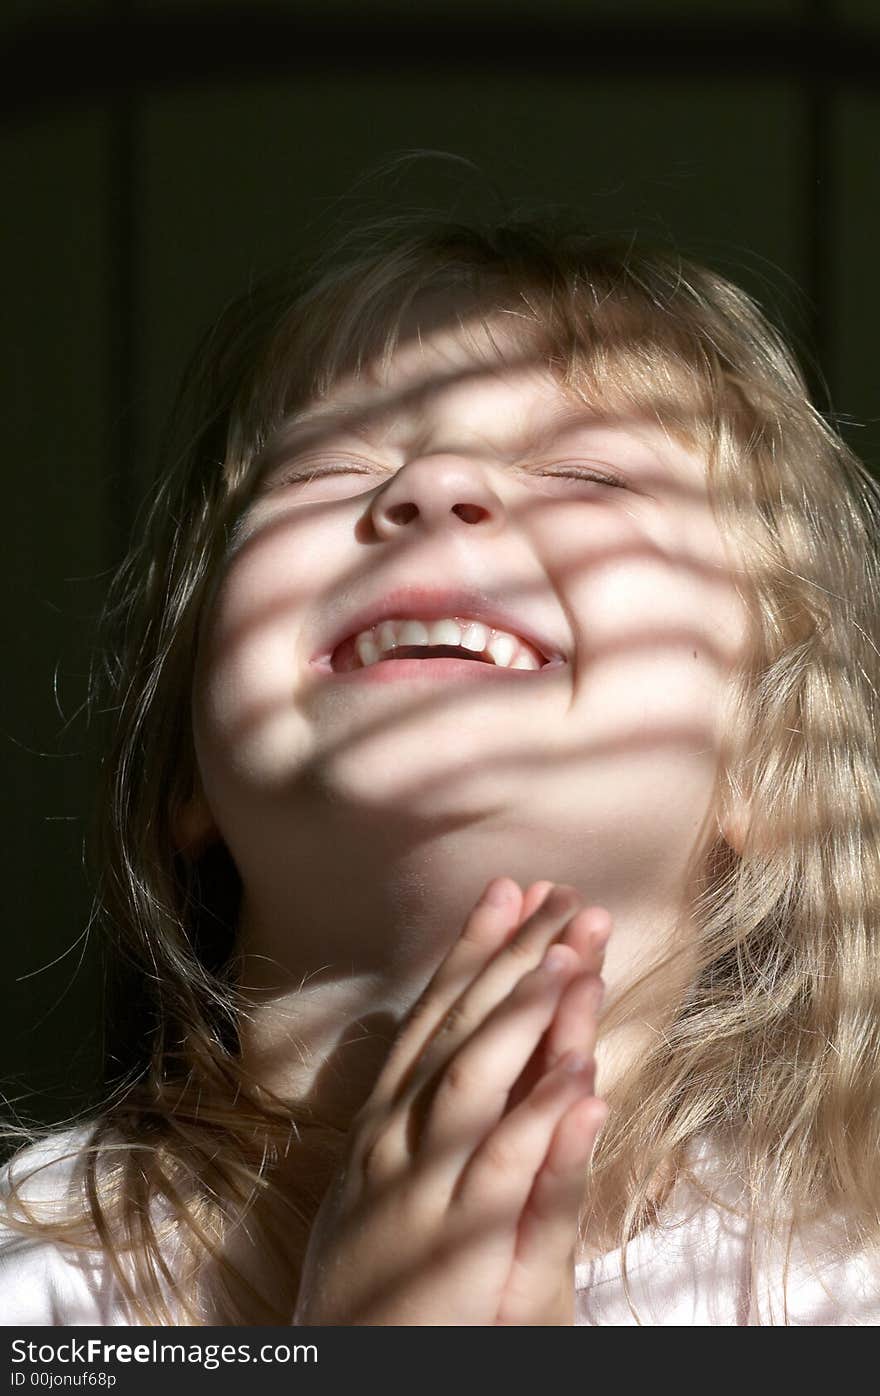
[369,454,505,539]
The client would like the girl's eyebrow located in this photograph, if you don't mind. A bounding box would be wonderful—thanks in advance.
[278,396,674,477]
[284,403,374,437]
[511,407,670,472]
[263,405,378,463]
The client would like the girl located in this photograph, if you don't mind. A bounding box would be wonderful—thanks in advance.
[2,213,880,1326]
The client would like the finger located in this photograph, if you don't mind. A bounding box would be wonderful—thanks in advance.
[369,876,523,1108]
[412,943,586,1176]
[507,906,611,1100]
[519,881,555,921]
[504,955,604,1116]
[555,905,612,977]
[540,972,605,1077]
[394,886,584,1109]
[537,907,610,1074]
[507,1092,608,1298]
[449,1048,598,1224]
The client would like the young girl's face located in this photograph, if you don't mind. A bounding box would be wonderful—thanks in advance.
[188,311,751,985]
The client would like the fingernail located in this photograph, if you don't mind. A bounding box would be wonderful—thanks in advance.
[543,944,572,973]
[593,928,612,955]
[563,1051,591,1074]
[483,878,510,907]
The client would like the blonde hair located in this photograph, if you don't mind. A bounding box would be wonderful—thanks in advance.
[3,213,880,1324]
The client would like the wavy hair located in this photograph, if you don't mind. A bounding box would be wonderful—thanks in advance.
[3,212,879,1324]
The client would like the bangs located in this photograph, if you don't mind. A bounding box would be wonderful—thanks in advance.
[221,225,804,501]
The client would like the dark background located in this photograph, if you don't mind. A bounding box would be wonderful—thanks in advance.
[3,0,878,1130]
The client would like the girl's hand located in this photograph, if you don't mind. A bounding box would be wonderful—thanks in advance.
[291,877,611,1326]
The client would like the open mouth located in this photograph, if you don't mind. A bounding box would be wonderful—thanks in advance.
[330,635,551,674]
[318,644,568,687]
[358,643,500,664]
[311,605,567,680]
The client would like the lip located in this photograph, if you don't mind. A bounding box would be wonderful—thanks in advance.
[309,584,568,675]
[317,654,568,685]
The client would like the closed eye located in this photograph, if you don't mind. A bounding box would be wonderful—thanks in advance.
[521,458,628,489]
[270,461,626,488]
[535,467,625,487]
[268,461,380,488]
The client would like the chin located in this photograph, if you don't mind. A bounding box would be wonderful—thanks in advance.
[304,740,529,822]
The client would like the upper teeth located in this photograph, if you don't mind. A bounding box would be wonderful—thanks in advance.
[352,617,544,670]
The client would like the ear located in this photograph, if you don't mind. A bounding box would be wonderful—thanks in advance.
[719,802,750,856]
[171,771,220,859]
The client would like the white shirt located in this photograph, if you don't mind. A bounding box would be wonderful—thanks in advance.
[2,1128,878,1325]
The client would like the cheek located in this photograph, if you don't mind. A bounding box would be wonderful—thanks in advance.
[192,517,330,785]
[198,560,294,726]
[546,501,750,733]
[584,548,744,655]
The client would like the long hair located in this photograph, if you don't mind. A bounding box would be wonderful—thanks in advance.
[3,212,879,1324]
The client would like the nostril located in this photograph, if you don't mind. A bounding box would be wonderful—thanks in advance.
[386,503,419,525]
[452,503,490,524]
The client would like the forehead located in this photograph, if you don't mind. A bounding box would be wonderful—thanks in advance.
[292,312,710,484]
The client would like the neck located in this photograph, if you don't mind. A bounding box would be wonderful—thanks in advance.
[210,837,701,1321]
[233,839,698,1129]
